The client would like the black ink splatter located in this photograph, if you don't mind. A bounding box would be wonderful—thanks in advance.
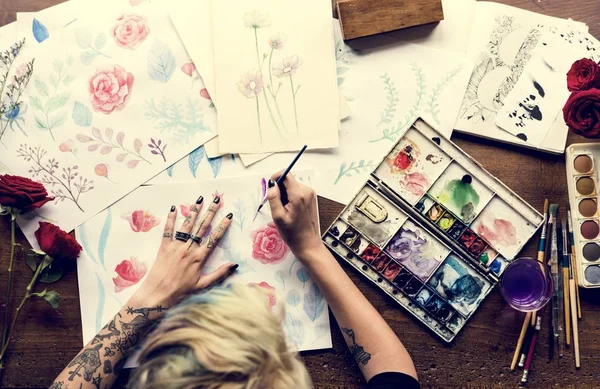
[516,133,528,141]
[533,81,545,97]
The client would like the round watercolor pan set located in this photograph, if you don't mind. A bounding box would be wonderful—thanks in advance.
[322,119,545,342]
[565,143,600,288]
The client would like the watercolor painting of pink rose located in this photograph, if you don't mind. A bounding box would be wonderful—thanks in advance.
[179,204,191,218]
[112,14,150,49]
[400,172,430,197]
[123,209,161,232]
[88,65,134,114]
[113,257,147,292]
[248,281,276,310]
[251,222,290,264]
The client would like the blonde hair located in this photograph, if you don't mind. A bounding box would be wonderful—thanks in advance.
[129,285,312,389]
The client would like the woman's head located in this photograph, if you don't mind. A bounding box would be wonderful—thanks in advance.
[129,284,311,389]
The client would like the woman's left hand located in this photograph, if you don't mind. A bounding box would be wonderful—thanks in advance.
[131,195,237,308]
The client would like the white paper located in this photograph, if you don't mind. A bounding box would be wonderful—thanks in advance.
[76,171,332,354]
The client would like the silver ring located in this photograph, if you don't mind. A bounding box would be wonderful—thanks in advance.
[175,231,191,242]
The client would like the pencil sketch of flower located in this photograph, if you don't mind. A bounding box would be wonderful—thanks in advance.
[244,10,271,29]
[144,98,211,145]
[268,33,285,50]
[273,55,303,133]
[238,70,265,143]
[266,33,288,132]
[17,144,94,212]
[1,50,33,142]
[76,127,151,169]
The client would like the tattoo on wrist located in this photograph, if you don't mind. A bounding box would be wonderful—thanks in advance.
[341,327,371,366]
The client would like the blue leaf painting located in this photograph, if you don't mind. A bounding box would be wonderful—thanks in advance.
[97,208,112,271]
[32,18,49,43]
[285,313,305,347]
[275,270,286,290]
[95,273,106,333]
[207,156,223,178]
[303,283,325,321]
[188,146,205,177]
[76,224,99,266]
[80,51,98,66]
[296,267,310,287]
[166,165,174,177]
[286,289,301,307]
[148,39,176,83]
[72,101,92,127]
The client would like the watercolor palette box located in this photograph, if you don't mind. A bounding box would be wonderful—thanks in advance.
[322,119,544,341]
[565,144,600,288]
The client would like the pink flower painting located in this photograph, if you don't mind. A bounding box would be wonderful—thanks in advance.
[476,217,518,247]
[251,222,290,264]
[181,62,196,77]
[113,257,147,292]
[123,210,161,232]
[112,14,150,49]
[248,281,276,310]
[89,65,134,114]
[59,139,74,153]
[179,204,191,218]
[400,172,429,197]
[200,88,211,101]
[237,71,264,98]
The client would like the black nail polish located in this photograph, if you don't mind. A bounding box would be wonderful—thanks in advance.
[196,196,204,204]
[268,179,276,188]
[170,205,176,212]
[213,196,220,204]
[226,213,233,219]
[228,264,239,274]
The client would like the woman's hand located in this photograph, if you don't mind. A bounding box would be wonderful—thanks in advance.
[131,195,237,308]
[266,172,323,260]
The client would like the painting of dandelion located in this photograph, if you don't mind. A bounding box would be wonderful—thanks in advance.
[213,0,340,153]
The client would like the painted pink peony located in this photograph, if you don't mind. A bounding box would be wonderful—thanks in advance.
[400,172,429,197]
[89,65,135,114]
[179,204,191,218]
[248,281,276,310]
[123,209,161,232]
[112,14,150,49]
[113,257,147,292]
[251,222,289,264]
[181,62,196,77]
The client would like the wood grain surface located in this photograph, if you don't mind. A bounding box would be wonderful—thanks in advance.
[1,0,600,388]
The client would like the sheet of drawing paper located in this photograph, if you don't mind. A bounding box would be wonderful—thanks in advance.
[3,6,216,248]
[212,0,339,153]
[76,171,332,359]
[150,21,472,207]
[454,1,588,153]
[495,31,581,147]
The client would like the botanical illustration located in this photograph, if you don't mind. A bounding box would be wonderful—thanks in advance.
[144,98,211,145]
[237,10,304,143]
[427,65,463,125]
[75,127,153,168]
[88,65,134,114]
[184,146,224,178]
[0,40,34,142]
[122,209,161,232]
[112,14,150,50]
[251,222,290,265]
[32,18,50,43]
[75,27,110,65]
[334,160,377,185]
[378,73,399,126]
[148,39,176,83]
[29,57,74,140]
[112,257,148,293]
[17,144,94,212]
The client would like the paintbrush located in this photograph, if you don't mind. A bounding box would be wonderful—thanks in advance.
[562,217,571,347]
[532,199,549,326]
[557,221,564,358]
[567,208,582,319]
[548,203,559,361]
[518,324,533,368]
[253,145,307,221]
[521,313,542,384]
[511,311,532,370]
[569,249,581,368]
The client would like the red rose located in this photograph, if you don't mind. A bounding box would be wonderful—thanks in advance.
[250,222,290,264]
[0,175,54,212]
[566,59,600,92]
[34,222,82,261]
[563,89,600,138]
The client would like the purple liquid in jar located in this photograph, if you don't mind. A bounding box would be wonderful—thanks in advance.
[499,257,552,312]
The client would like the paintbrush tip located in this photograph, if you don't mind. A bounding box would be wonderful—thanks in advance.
[549,203,559,217]
[544,199,549,213]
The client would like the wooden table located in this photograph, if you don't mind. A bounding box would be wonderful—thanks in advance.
[1,0,600,387]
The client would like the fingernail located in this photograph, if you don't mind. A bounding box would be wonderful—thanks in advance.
[268,179,276,188]
[226,213,233,219]
[170,205,176,212]
[228,264,239,274]
[213,196,220,204]
[196,196,204,204]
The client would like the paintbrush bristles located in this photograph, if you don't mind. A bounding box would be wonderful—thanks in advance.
[543,199,549,214]
[549,203,559,221]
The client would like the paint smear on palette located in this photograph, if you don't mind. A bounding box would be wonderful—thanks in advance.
[470,197,536,259]
[384,219,450,281]
[374,129,451,206]
[428,163,493,223]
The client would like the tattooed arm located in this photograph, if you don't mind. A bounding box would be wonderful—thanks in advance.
[51,196,236,389]
[267,174,418,383]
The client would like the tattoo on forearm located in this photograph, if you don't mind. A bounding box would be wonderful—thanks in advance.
[49,381,64,389]
[341,327,372,366]
[163,232,173,238]
[103,360,112,374]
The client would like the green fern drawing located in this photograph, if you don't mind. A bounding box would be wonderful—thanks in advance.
[377,73,399,126]
[144,98,211,145]
[427,65,463,125]
[370,64,425,143]
[334,159,377,185]
[29,57,74,141]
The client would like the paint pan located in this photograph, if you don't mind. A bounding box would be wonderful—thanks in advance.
[584,265,600,285]
[383,260,402,281]
[582,242,600,262]
[576,177,596,196]
[360,244,381,264]
[580,220,600,240]
[579,198,598,218]
[573,154,593,174]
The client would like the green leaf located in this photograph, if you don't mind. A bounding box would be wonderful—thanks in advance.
[52,59,63,74]
[28,96,43,111]
[62,75,74,85]
[35,79,48,97]
[42,290,59,308]
[94,33,107,50]
[32,289,46,297]
[75,27,93,49]
[45,92,69,113]
[39,263,64,283]
[337,67,350,75]
[50,112,68,129]
[337,77,345,86]
[25,252,39,272]
[35,115,47,129]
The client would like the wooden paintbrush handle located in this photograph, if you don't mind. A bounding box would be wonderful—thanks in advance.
[570,281,580,368]
[564,268,571,346]
[511,312,532,371]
